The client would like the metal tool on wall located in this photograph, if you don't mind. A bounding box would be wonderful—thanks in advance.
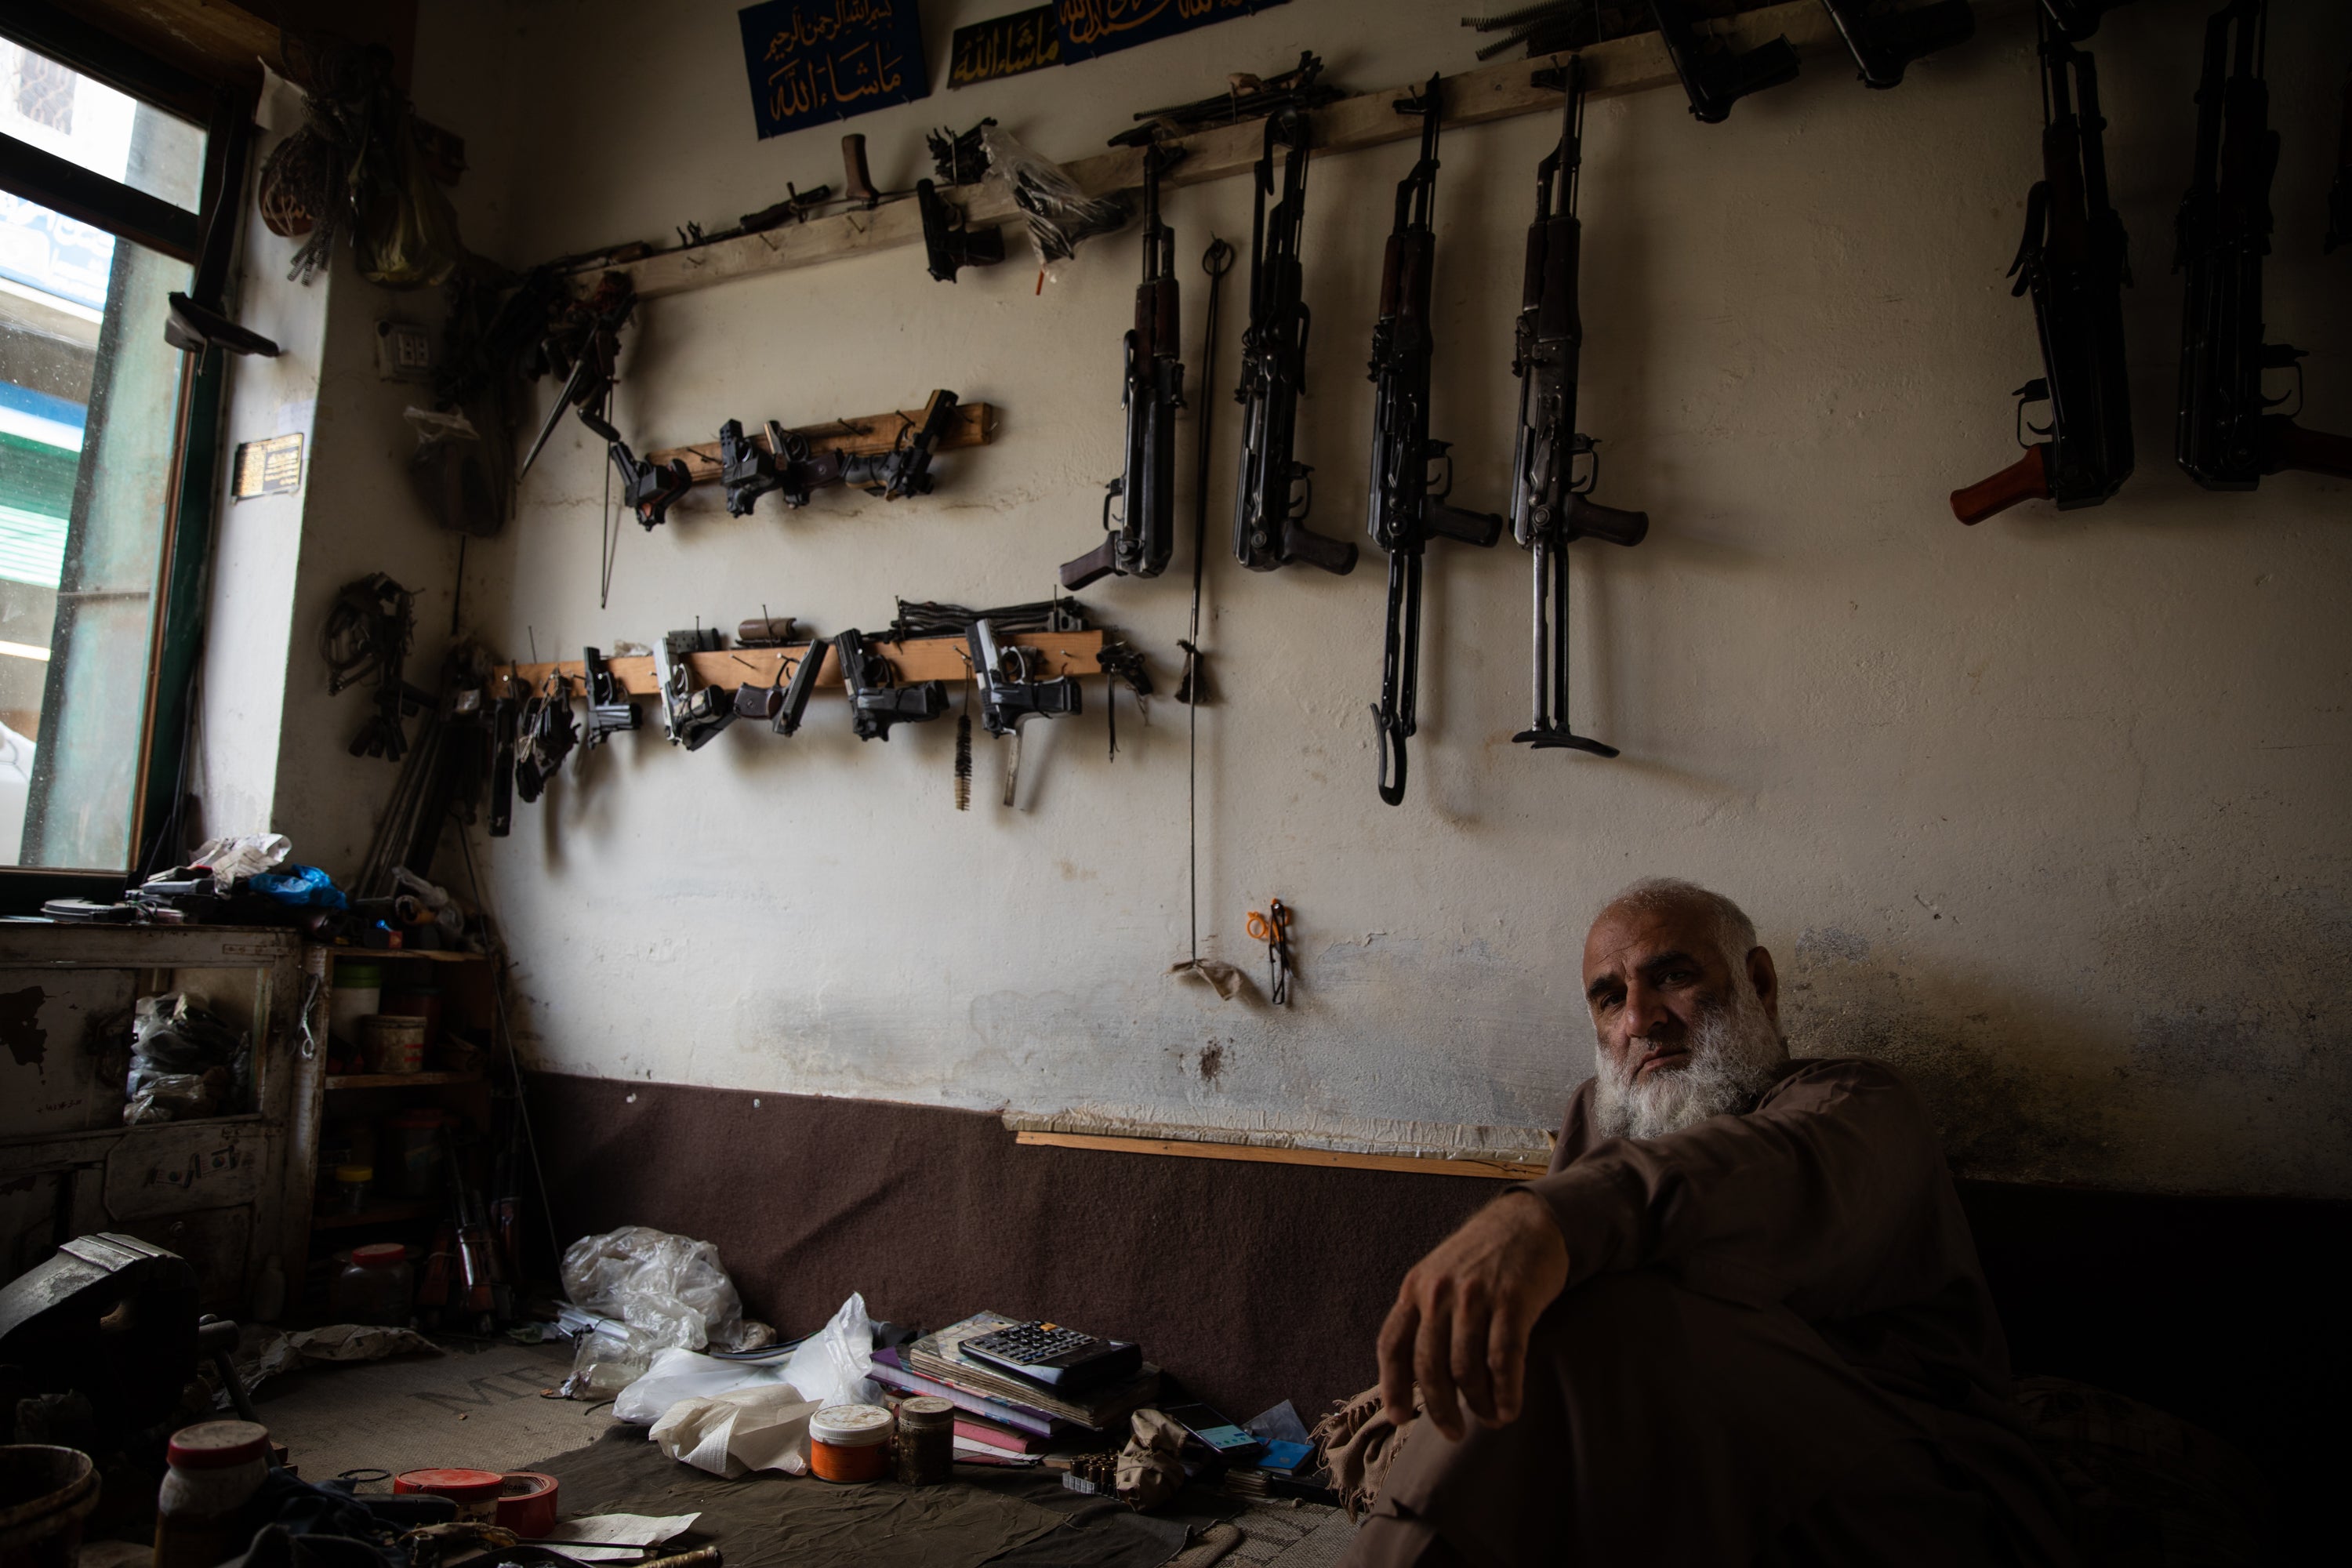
[1248,899,1295,1006]
[1646,0,1800,122]
[1819,0,1975,89]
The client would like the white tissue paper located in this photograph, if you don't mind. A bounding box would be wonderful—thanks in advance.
[637,1292,880,1478]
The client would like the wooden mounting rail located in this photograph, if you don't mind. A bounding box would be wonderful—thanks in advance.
[495,630,1107,697]
[1014,1130,1549,1181]
[646,399,999,486]
[586,0,2030,302]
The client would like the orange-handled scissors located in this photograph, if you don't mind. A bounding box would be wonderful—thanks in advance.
[1247,899,1294,1005]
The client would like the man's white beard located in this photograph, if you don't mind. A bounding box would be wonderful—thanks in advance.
[1592,984,1786,1141]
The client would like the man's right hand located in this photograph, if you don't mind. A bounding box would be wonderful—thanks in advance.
[1376,1189,1570,1441]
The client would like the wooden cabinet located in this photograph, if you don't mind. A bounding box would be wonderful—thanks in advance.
[0,924,323,1312]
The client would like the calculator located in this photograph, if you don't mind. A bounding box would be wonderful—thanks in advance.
[960,1320,1143,1390]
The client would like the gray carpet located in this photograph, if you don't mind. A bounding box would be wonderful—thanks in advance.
[250,1334,619,1483]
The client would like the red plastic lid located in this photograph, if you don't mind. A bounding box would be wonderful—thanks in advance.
[394,1468,505,1499]
[168,1420,270,1469]
[351,1243,408,1266]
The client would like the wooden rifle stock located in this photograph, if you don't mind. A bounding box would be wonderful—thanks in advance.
[1059,536,1120,590]
[1951,443,2051,524]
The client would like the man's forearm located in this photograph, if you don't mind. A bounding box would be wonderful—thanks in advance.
[1514,1061,1946,1308]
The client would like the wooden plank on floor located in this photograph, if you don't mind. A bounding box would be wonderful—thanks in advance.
[1014,1129,1550,1181]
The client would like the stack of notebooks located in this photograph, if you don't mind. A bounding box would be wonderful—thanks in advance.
[868,1310,1160,1461]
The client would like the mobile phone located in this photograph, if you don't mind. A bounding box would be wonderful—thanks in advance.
[1161,1402,1262,1459]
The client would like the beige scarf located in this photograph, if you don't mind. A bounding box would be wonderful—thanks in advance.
[1311,1386,1423,1521]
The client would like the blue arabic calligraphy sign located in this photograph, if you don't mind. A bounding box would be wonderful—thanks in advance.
[1054,0,1290,65]
[737,0,930,142]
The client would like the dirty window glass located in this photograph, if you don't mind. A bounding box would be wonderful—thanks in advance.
[0,49,204,871]
[1,40,204,210]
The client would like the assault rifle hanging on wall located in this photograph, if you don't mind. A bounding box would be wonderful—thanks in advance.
[1062,145,1186,590]
[2173,0,2352,492]
[1951,16,2134,523]
[1232,108,1357,577]
[1512,60,1648,757]
[1366,77,1505,808]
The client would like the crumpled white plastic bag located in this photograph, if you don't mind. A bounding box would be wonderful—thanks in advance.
[561,1226,751,1396]
[563,1226,744,1349]
[612,1346,796,1425]
[650,1384,823,1478]
[633,1293,880,1478]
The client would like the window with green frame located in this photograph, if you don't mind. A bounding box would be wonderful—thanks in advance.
[0,9,240,909]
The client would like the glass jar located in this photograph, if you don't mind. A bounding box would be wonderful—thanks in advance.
[334,1163,373,1214]
[893,1396,953,1486]
[154,1420,270,1568]
[333,1243,413,1326]
[378,975,441,1047]
[383,1109,448,1200]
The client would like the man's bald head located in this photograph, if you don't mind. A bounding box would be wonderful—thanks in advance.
[1581,877,1785,1141]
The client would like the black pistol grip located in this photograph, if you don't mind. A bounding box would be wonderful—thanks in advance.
[1282,521,1359,575]
[1566,495,1650,547]
[1430,503,1505,548]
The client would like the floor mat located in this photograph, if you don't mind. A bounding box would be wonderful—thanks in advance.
[252,1335,615,1483]
[528,1426,1250,1568]
[529,1426,1065,1568]
[1224,1501,1359,1568]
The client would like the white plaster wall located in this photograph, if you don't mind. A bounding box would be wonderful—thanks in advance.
[405,0,2347,1196]
[197,69,331,844]
[204,41,525,868]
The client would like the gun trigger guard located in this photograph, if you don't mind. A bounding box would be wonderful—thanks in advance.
[1425,445,1455,501]
[1287,467,1315,523]
[2259,354,2306,418]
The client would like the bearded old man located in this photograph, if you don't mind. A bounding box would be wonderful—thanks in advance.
[1335,879,2075,1567]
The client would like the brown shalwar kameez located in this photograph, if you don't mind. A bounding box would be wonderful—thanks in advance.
[1342,1057,2076,1568]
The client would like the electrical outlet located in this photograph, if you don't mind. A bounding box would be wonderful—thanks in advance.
[375,320,433,381]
